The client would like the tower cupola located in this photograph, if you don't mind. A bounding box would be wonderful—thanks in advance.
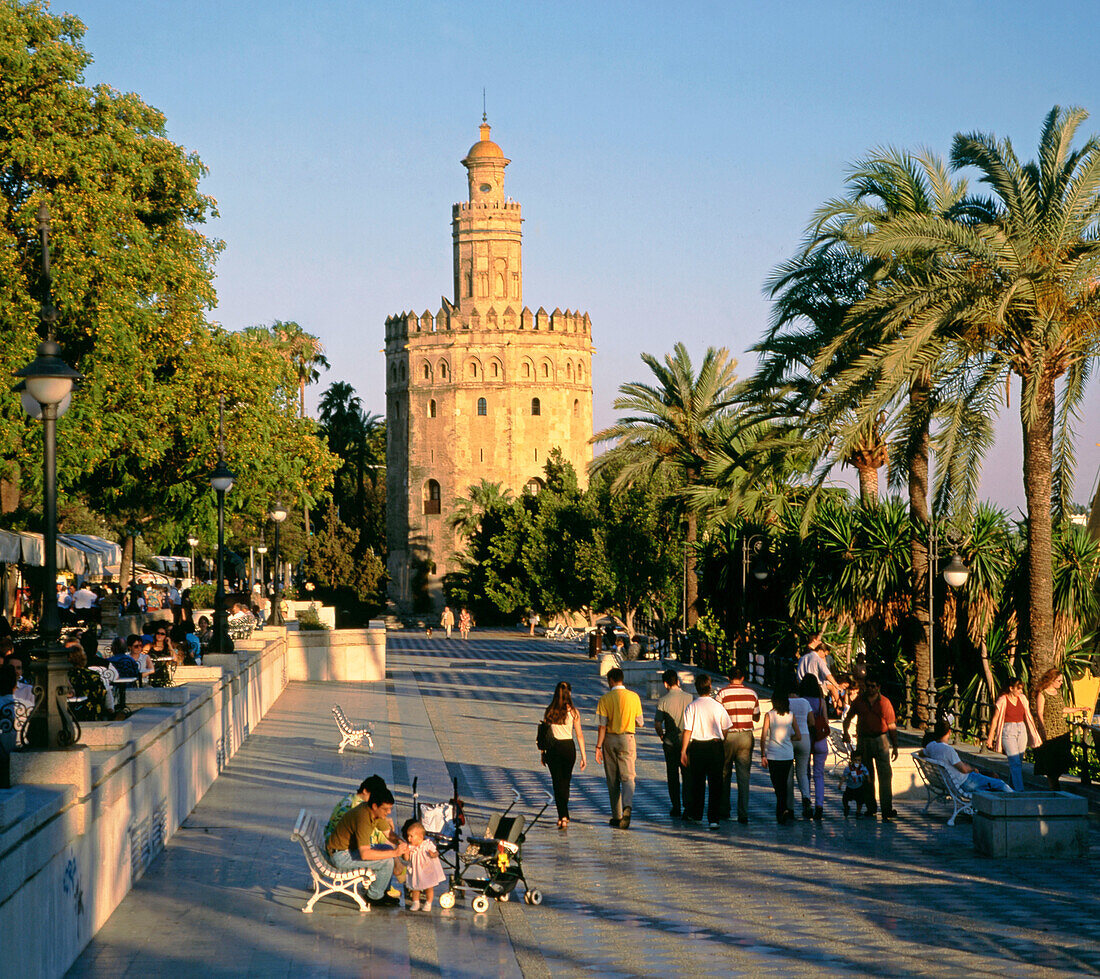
[462,117,509,204]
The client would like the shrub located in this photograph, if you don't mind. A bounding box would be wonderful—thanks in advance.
[297,606,328,631]
[188,582,216,608]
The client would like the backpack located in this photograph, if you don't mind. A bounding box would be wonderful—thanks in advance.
[536,720,551,751]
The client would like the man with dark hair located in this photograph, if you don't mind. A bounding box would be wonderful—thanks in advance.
[595,667,643,828]
[654,669,693,818]
[325,786,408,907]
[922,719,1013,794]
[843,676,899,821]
[716,667,760,824]
[680,674,732,829]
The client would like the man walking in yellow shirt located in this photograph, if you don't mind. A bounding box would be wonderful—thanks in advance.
[595,667,644,828]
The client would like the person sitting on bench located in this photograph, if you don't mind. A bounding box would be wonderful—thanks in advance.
[325,786,408,907]
[921,719,1013,794]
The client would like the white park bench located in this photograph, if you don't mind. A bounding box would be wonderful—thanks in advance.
[291,808,375,913]
[914,754,974,826]
[332,704,374,754]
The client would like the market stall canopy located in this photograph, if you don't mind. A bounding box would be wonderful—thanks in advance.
[0,530,121,575]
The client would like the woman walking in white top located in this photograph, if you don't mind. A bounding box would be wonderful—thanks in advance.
[761,690,801,824]
[788,689,814,820]
[542,681,586,828]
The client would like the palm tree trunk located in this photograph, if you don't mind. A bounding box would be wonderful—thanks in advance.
[908,377,932,726]
[856,464,879,505]
[685,511,699,629]
[119,534,135,591]
[1021,371,1057,688]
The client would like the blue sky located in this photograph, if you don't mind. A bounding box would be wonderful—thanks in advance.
[70,0,1100,511]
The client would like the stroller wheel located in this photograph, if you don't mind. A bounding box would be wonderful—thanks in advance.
[472,895,490,913]
[439,892,455,910]
[498,892,510,902]
[526,889,543,905]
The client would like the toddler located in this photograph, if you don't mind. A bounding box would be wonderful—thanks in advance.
[841,751,873,818]
[402,818,447,912]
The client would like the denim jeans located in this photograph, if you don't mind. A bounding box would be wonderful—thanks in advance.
[961,772,1013,794]
[1000,721,1027,791]
[330,849,394,899]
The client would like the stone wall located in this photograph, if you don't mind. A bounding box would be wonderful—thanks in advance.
[284,624,385,683]
[0,635,289,978]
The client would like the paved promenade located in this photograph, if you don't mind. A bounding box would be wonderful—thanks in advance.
[69,632,1099,977]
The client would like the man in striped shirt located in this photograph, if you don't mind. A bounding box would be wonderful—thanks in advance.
[715,668,760,824]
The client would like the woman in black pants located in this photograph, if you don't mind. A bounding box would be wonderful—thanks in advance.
[761,689,801,824]
[542,681,587,828]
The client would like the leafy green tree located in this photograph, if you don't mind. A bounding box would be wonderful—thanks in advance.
[592,343,738,627]
[303,499,384,599]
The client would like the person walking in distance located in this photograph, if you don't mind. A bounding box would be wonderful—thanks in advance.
[680,674,732,830]
[458,607,472,640]
[440,606,455,639]
[595,668,643,829]
[985,677,1040,792]
[715,667,759,825]
[761,689,801,824]
[842,677,899,821]
[654,669,693,819]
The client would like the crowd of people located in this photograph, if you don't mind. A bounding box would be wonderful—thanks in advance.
[534,633,1079,833]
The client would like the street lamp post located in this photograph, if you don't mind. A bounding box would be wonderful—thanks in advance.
[928,523,970,719]
[187,535,198,583]
[208,397,235,655]
[256,540,267,595]
[269,502,288,626]
[13,204,83,748]
[740,534,769,679]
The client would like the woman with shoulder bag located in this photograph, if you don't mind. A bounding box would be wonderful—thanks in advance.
[799,673,830,821]
[542,681,586,828]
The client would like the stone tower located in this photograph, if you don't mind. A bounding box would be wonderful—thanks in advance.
[384,119,594,610]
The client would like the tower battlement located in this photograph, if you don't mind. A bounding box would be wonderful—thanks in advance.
[452,200,523,216]
[386,305,591,341]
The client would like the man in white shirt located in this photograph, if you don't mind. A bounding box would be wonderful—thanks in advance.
[72,584,98,623]
[922,720,1013,794]
[679,674,732,829]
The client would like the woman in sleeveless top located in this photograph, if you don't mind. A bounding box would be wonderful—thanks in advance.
[543,681,587,828]
[986,677,1040,791]
[1033,670,1073,789]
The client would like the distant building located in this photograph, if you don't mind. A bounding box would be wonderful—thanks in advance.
[384,119,594,609]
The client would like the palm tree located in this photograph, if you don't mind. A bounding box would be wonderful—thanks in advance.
[592,342,739,627]
[851,106,1100,685]
[273,320,330,419]
[448,479,514,540]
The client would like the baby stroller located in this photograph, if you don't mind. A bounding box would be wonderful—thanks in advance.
[412,777,551,912]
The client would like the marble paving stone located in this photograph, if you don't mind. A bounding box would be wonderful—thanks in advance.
[67,632,1098,978]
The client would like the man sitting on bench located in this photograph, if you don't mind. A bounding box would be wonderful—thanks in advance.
[921,719,1013,794]
[325,786,408,907]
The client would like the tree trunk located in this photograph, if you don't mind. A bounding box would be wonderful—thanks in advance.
[1021,371,1057,692]
[0,469,20,513]
[978,638,997,701]
[856,464,878,505]
[908,376,932,726]
[685,511,699,629]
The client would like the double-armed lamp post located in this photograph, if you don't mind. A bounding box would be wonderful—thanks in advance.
[14,205,83,748]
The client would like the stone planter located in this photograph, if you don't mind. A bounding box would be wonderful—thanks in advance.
[973,790,1089,858]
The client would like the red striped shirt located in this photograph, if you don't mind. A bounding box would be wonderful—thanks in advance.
[715,684,759,730]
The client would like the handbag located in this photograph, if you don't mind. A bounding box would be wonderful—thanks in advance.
[812,700,830,741]
[536,720,551,751]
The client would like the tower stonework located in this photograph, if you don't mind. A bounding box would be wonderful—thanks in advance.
[385,121,594,610]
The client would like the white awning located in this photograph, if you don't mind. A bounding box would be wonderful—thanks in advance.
[60,534,122,575]
[0,529,20,564]
[0,530,121,574]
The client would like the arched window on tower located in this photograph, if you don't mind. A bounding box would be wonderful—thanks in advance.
[541,362,550,378]
[428,399,437,418]
[573,399,579,418]
[477,397,487,416]
[423,363,431,380]
[464,273,472,298]
[531,397,541,416]
[440,360,449,380]
[522,362,531,378]
[495,273,506,298]
[423,479,441,515]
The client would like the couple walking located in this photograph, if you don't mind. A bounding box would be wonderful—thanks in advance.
[540,668,643,829]
[439,606,472,639]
